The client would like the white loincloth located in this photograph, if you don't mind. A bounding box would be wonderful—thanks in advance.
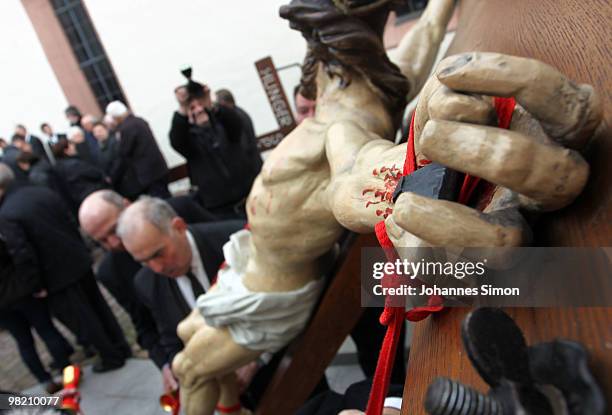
[196,229,324,352]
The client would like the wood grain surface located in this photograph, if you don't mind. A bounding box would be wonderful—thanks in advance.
[256,234,378,415]
[402,1,612,413]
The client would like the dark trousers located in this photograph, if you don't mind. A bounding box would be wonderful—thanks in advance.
[0,298,73,383]
[95,262,158,355]
[49,272,130,364]
[207,201,247,221]
[144,177,171,199]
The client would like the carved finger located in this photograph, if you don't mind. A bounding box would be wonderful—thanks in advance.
[414,76,443,165]
[385,212,429,248]
[414,75,441,137]
[436,52,602,149]
[415,76,495,165]
[420,120,589,211]
[427,85,495,125]
[391,192,526,247]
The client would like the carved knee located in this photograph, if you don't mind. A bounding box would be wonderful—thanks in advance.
[177,308,205,343]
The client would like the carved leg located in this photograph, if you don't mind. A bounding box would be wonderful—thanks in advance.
[218,373,251,415]
[173,319,260,415]
[180,378,220,415]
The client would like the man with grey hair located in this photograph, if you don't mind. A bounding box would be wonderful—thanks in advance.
[105,101,170,200]
[116,196,243,394]
[79,189,218,392]
[0,163,130,373]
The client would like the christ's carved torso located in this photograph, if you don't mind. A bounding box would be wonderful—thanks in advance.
[243,70,396,293]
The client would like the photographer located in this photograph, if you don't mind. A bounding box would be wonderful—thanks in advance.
[169,69,259,219]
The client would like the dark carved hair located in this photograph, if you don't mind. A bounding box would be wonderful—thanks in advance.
[280,0,409,132]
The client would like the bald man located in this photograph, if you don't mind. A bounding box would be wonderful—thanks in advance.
[79,190,163,368]
[79,190,222,392]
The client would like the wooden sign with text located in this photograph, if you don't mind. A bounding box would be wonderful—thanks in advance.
[255,56,296,150]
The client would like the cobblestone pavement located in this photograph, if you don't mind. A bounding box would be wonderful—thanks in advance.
[0,282,145,392]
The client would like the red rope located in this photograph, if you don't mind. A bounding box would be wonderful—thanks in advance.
[365,97,516,415]
[216,402,242,414]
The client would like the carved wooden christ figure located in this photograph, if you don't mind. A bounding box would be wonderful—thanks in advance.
[158,0,602,413]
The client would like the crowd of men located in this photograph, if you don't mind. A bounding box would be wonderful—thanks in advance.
[0,74,402,413]
[0,74,263,396]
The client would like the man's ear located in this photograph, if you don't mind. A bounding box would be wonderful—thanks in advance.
[171,216,187,233]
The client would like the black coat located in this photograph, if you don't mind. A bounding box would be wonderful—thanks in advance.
[98,135,119,175]
[235,105,263,178]
[169,107,258,209]
[26,135,48,163]
[54,156,108,214]
[0,185,92,294]
[112,114,169,199]
[166,195,218,223]
[0,217,42,308]
[133,220,244,367]
[0,146,29,185]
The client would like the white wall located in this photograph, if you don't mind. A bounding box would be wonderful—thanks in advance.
[0,1,69,141]
[0,1,306,166]
[85,0,306,166]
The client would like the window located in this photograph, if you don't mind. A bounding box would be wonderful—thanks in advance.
[52,0,127,110]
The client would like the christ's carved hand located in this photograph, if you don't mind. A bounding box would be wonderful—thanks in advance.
[388,52,602,249]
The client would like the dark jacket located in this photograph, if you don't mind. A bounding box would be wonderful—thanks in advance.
[54,156,108,214]
[0,185,92,294]
[84,131,101,167]
[28,158,62,191]
[1,146,29,185]
[112,114,169,199]
[235,105,263,178]
[133,220,244,367]
[0,217,42,308]
[169,106,259,209]
[26,135,48,163]
[98,135,120,175]
[97,251,166,367]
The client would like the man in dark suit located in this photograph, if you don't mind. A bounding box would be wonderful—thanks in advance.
[116,196,244,394]
[105,101,170,200]
[1,135,31,185]
[0,163,129,373]
[0,217,73,393]
[79,189,218,377]
[215,88,263,178]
